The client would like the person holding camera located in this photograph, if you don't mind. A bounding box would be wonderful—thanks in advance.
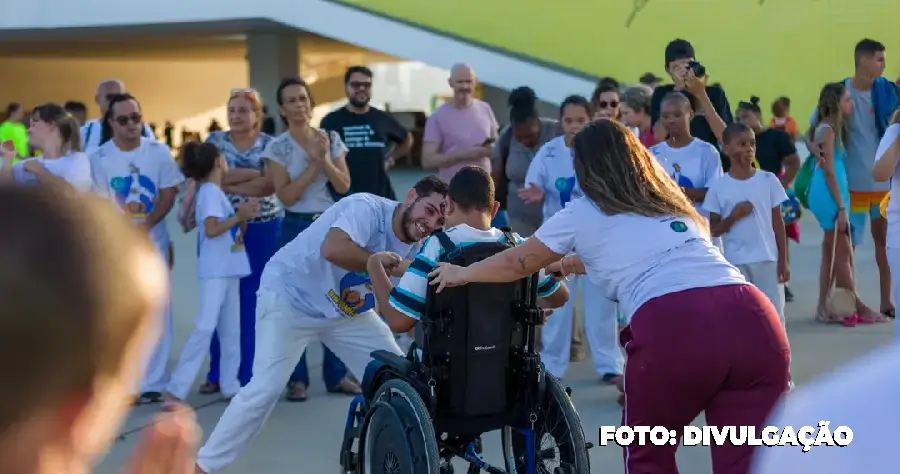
[650,39,732,167]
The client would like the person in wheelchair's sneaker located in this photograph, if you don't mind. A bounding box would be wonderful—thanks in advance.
[368,165,569,335]
[429,121,790,474]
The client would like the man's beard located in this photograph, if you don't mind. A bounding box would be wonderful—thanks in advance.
[399,203,416,242]
[349,96,370,108]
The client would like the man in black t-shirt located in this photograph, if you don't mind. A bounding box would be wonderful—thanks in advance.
[650,39,733,168]
[320,66,412,200]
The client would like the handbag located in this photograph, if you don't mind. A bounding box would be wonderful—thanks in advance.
[793,154,816,209]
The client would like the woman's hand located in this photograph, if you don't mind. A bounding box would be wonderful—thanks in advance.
[836,208,849,233]
[428,262,470,293]
[309,129,331,163]
[1,140,15,167]
[517,183,545,204]
[23,159,46,175]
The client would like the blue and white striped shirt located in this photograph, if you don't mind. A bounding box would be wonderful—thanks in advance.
[389,224,560,321]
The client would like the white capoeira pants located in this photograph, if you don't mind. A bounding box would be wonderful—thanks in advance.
[196,290,402,473]
[540,275,624,379]
[887,246,900,341]
[167,277,242,400]
[140,241,173,393]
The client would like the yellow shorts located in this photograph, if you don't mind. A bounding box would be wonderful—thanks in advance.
[880,192,891,218]
[850,191,889,218]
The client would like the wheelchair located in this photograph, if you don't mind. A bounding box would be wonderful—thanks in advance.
[339,233,592,474]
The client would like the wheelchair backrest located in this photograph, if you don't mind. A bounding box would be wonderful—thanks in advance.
[420,229,541,418]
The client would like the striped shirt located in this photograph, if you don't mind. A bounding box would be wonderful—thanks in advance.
[389,223,560,321]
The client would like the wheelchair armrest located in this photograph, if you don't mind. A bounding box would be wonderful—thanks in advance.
[370,350,416,376]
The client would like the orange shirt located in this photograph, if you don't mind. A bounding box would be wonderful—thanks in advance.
[769,116,799,141]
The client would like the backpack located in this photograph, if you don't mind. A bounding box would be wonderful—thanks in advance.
[421,229,543,428]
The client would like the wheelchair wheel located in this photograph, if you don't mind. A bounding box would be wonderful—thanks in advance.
[501,374,590,474]
[361,379,440,474]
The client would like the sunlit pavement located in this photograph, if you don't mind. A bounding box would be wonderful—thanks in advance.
[96,167,894,474]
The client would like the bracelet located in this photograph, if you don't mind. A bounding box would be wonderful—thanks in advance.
[561,255,574,281]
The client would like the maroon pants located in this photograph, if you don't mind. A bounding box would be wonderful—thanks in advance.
[620,284,790,474]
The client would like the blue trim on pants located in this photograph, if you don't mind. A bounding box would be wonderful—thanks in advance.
[207,217,281,386]
[277,212,349,388]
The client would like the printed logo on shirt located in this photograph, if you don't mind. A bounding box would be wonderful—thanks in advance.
[230,221,246,252]
[670,221,688,233]
[555,176,577,206]
[110,164,156,222]
[341,125,386,149]
[671,163,695,188]
[327,271,376,317]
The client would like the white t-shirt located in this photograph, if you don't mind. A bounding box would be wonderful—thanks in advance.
[703,171,788,266]
[751,342,900,474]
[260,193,419,319]
[533,197,745,321]
[194,182,251,279]
[90,137,184,249]
[80,119,156,154]
[389,224,561,321]
[262,130,349,214]
[874,124,900,250]
[649,139,724,217]
[524,136,584,222]
[12,152,92,191]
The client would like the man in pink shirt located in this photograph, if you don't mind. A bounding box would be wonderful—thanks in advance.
[422,63,499,183]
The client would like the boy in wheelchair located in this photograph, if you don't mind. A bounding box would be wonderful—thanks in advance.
[348,166,590,474]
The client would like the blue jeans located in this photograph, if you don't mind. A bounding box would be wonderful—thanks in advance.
[278,211,349,388]
[206,217,281,386]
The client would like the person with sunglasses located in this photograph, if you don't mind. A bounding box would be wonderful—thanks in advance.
[80,79,155,153]
[591,78,622,121]
[89,93,184,404]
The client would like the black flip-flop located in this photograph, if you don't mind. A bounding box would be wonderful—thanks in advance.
[882,309,896,320]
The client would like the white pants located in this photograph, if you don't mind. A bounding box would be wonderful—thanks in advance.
[140,242,173,393]
[735,261,785,324]
[541,275,623,379]
[167,277,241,399]
[197,290,402,473]
[887,247,900,340]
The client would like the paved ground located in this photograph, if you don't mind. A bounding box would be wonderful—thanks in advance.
[95,168,894,474]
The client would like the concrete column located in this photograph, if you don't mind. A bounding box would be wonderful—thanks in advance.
[482,83,560,129]
[246,32,300,134]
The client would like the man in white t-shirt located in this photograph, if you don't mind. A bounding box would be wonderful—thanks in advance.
[80,79,155,153]
[90,93,184,403]
[195,177,449,474]
[751,342,899,474]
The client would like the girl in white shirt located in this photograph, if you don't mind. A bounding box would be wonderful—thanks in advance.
[1,103,91,191]
[165,142,260,402]
[520,95,624,383]
[429,119,789,474]
[650,92,725,249]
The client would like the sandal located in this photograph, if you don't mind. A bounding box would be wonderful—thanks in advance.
[285,382,308,402]
[815,306,830,323]
[882,308,896,320]
[328,377,362,395]
[857,304,888,324]
[841,314,859,327]
[198,381,221,395]
[601,373,623,386]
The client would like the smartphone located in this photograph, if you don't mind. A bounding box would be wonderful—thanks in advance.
[482,137,496,147]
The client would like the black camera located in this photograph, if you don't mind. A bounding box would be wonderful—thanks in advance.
[688,60,706,78]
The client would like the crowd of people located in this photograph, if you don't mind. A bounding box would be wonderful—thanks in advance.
[1,35,898,474]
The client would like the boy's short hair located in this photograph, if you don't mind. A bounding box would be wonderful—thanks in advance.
[448,165,494,213]
[412,175,450,198]
[0,185,159,435]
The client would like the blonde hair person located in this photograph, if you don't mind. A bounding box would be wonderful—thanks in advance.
[429,119,789,474]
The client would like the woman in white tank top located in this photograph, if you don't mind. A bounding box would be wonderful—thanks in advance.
[430,119,790,474]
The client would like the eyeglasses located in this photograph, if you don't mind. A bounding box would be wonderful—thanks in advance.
[349,81,372,90]
[114,113,142,126]
[597,101,619,109]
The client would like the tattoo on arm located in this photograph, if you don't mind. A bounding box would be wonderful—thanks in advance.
[517,253,539,272]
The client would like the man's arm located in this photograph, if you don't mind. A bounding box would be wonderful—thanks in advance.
[145,146,184,228]
[320,198,382,272]
[145,187,177,229]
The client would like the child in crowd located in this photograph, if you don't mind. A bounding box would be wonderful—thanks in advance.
[367,165,569,338]
[769,96,799,142]
[650,92,725,250]
[807,83,881,324]
[166,142,260,403]
[870,107,900,336]
[0,185,199,474]
[704,123,789,322]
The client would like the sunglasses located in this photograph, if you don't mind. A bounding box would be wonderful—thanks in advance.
[349,81,372,90]
[114,113,142,126]
[597,100,619,109]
